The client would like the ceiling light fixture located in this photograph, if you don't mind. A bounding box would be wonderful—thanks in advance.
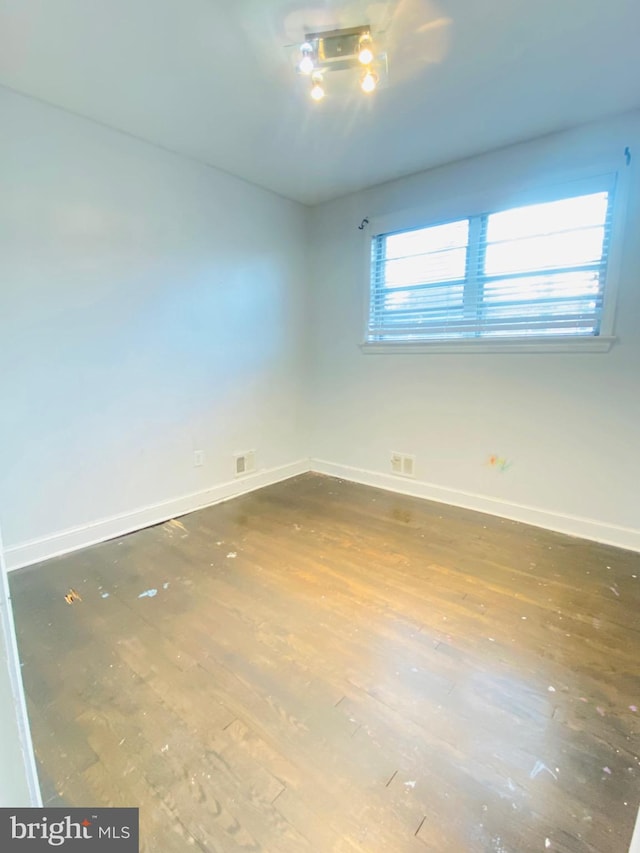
[293,25,386,102]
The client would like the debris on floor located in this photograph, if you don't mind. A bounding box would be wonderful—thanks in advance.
[163,518,188,537]
[64,589,82,605]
[138,589,158,599]
[530,761,557,781]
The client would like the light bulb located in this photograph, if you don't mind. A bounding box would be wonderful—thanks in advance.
[358,36,374,65]
[361,69,378,93]
[310,72,325,101]
[310,80,325,101]
[298,54,314,74]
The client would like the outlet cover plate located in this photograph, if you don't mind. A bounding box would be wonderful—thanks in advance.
[234,450,256,478]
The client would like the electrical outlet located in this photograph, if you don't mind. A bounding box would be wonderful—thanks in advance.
[391,451,415,478]
[193,450,204,467]
[402,455,415,477]
[234,450,256,478]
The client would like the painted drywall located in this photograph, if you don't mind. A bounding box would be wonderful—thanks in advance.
[0,87,308,561]
[307,110,640,549]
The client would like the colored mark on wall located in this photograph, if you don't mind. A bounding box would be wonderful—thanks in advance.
[486,454,513,472]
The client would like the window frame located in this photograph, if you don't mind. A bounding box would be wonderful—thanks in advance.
[360,166,629,354]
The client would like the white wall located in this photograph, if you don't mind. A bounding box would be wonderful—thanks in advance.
[308,110,640,550]
[0,87,308,566]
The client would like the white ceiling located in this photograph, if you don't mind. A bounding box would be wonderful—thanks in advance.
[1,0,639,205]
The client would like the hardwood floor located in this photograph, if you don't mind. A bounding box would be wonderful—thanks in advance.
[9,473,640,852]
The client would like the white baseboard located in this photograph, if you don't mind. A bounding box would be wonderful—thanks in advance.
[310,459,640,553]
[6,455,639,571]
[0,524,42,805]
[5,459,310,572]
[629,806,640,853]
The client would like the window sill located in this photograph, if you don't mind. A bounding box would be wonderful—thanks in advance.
[360,336,616,354]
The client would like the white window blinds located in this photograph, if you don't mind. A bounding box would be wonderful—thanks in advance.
[368,180,615,343]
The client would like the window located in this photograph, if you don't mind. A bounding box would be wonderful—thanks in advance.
[365,176,620,351]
